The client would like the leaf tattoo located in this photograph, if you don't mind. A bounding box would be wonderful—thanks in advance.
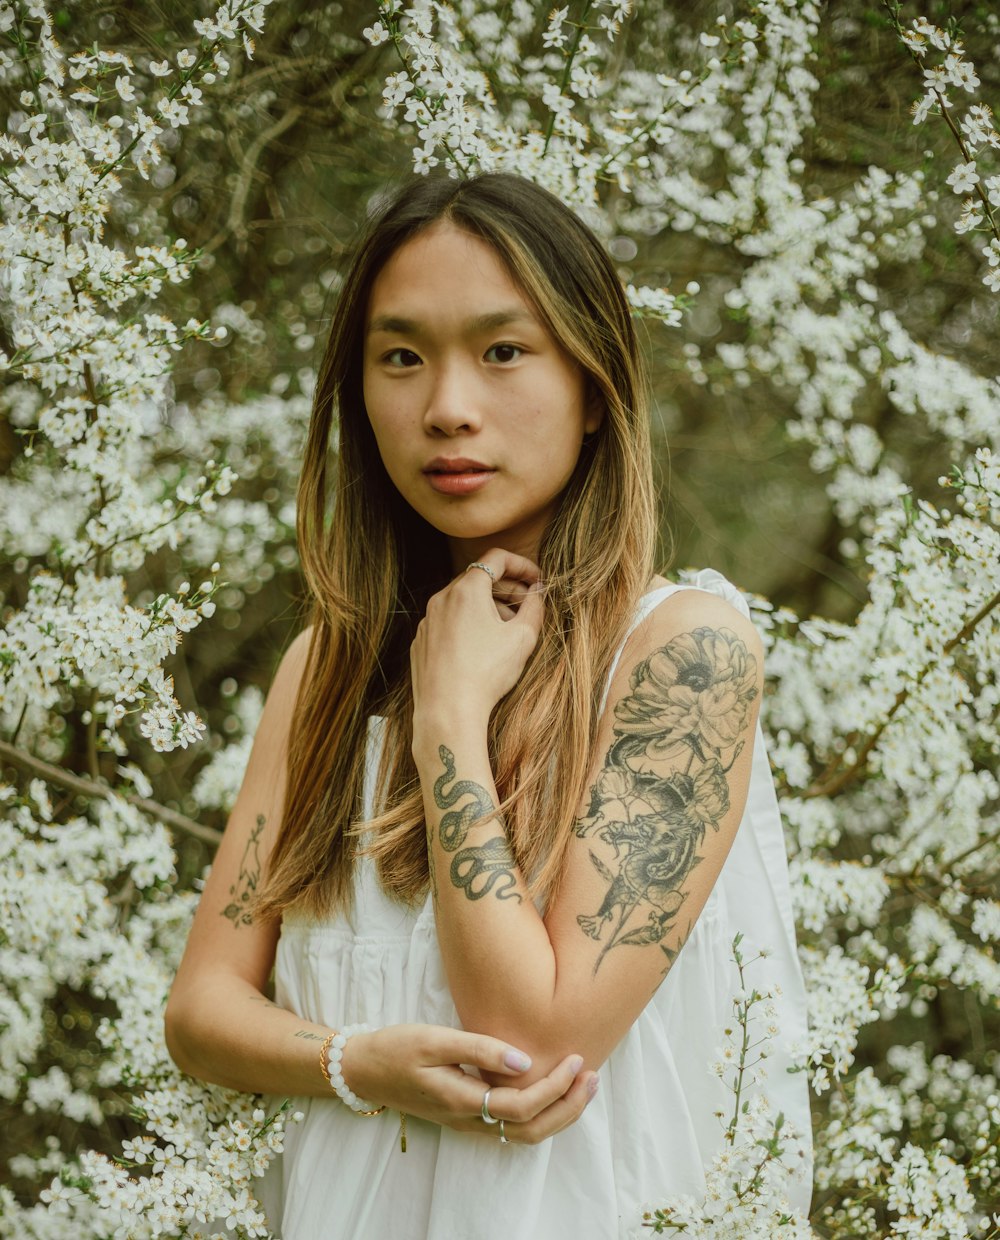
[222,814,265,928]
[576,627,758,974]
[432,745,521,904]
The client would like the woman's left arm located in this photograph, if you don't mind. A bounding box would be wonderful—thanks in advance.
[411,552,764,1084]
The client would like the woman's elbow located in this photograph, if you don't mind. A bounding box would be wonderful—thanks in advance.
[163,986,200,1078]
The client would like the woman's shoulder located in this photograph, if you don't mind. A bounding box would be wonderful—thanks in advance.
[629,570,764,671]
[643,568,751,613]
[274,624,316,688]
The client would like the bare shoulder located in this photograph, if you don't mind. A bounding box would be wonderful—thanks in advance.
[651,585,762,648]
[628,583,765,682]
[170,624,319,987]
[221,623,317,861]
[267,624,317,710]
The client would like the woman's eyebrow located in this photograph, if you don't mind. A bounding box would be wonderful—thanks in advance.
[366,308,537,336]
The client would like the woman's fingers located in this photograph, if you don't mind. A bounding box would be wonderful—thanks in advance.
[439,1028,535,1077]
[355,1026,596,1140]
[484,1052,586,1122]
[463,548,541,592]
[509,1066,599,1145]
[493,576,528,606]
[510,580,545,637]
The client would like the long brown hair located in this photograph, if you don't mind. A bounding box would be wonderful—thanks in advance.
[257,173,657,920]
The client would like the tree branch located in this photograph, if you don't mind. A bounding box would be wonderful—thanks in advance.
[0,739,222,846]
[802,587,1000,799]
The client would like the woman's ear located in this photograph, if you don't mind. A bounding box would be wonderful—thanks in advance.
[583,381,605,436]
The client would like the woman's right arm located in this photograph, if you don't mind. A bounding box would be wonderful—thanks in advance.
[165,626,323,1093]
[165,628,596,1139]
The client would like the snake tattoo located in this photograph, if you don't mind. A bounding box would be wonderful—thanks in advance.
[433,744,496,851]
[431,744,522,904]
[451,838,522,902]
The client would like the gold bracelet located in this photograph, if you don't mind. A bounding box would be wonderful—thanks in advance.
[318,1031,338,1089]
[318,1025,387,1116]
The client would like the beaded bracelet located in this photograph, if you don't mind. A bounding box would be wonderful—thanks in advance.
[318,1024,386,1116]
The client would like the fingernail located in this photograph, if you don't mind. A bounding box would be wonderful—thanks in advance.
[528,580,545,593]
[504,1050,532,1072]
[568,1055,584,1075]
[586,1075,600,1100]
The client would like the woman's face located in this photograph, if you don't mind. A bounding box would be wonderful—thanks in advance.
[362,222,601,569]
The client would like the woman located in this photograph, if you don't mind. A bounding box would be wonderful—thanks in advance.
[166,172,811,1237]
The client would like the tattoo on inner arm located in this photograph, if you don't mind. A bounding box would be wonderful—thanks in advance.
[293,1029,325,1042]
[431,744,522,905]
[575,626,758,975]
[222,814,265,928]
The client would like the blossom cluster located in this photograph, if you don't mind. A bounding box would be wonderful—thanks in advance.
[891,8,1000,291]
[0,3,297,1235]
[636,941,813,1237]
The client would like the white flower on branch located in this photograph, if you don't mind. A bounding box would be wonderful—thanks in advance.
[543,7,569,50]
[955,197,984,233]
[945,160,979,194]
[942,53,979,93]
[363,19,390,45]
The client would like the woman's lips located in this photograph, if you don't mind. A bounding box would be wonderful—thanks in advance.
[423,459,496,495]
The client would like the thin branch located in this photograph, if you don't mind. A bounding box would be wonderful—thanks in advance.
[882,0,1000,242]
[213,103,304,256]
[543,3,594,157]
[0,738,222,846]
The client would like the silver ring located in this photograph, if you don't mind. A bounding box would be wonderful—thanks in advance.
[499,1118,509,1144]
[481,1088,498,1124]
[466,561,497,583]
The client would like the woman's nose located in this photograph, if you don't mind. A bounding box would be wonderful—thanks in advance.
[423,361,483,435]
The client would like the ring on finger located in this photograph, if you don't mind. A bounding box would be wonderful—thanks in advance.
[466,561,497,583]
[499,1118,509,1145]
[481,1088,499,1125]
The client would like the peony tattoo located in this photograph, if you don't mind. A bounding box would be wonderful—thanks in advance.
[575,627,758,974]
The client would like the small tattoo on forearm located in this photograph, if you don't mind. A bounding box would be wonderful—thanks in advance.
[222,815,265,928]
[575,626,758,974]
[293,1030,325,1042]
[433,745,494,850]
[451,837,522,903]
[432,746,521,904]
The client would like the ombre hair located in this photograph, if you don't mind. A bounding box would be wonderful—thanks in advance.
[257,172,657,920]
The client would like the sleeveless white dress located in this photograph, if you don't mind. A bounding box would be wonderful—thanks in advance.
[265,571,813,1238]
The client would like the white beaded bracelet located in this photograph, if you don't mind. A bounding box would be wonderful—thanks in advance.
[319,1024,385,1116]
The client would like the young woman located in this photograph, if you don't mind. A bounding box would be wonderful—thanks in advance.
[166,173,812,1237]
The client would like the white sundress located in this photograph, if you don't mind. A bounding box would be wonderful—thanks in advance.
[264,570,813,1238]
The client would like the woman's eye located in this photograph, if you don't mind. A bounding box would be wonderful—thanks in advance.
[485,343,522,364]
[385,348,422,367]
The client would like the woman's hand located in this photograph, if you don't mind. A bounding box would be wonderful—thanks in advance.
[342,1023,597,1145]
[410,548,546,734]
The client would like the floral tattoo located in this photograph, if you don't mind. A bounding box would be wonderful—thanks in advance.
[575,627,758,974]
[222,814,265,928]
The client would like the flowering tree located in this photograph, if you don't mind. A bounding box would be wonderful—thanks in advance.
[1,1,998,1237]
